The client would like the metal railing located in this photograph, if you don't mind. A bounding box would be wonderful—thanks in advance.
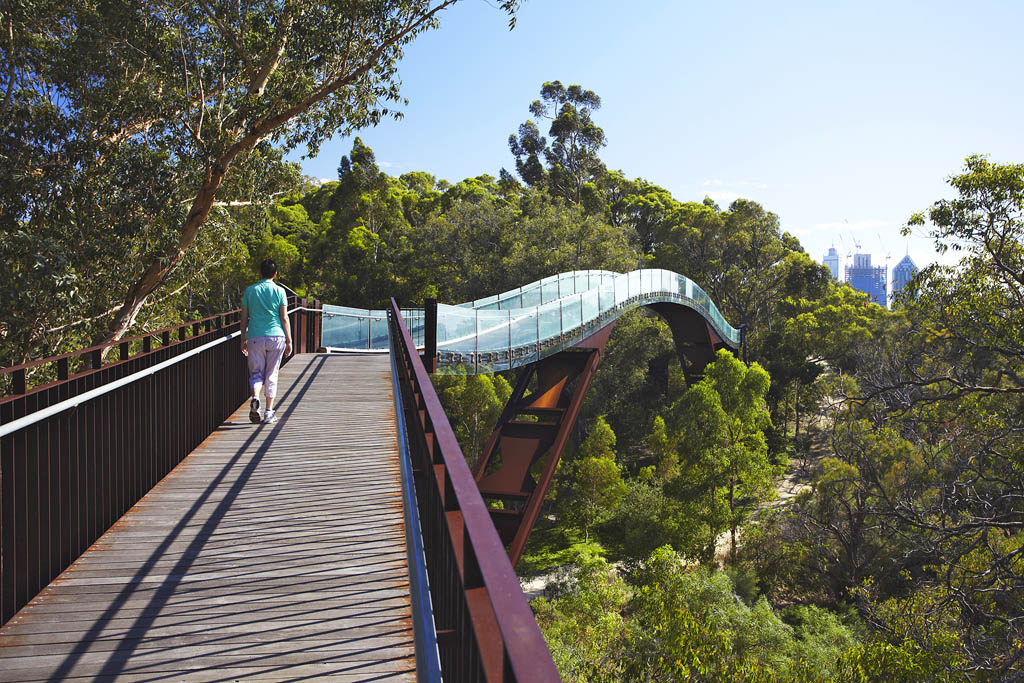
[388,298,560,682]
[0,298,322,624]
[321,269,739,375]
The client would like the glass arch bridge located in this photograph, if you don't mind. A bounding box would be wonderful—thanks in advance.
[322,268,740,373]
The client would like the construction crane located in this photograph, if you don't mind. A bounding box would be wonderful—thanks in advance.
[877,233,891,266]
[847,221,861,252]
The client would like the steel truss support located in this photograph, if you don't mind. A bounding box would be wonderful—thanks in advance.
[471,325,614,567]
[471,305,731,567]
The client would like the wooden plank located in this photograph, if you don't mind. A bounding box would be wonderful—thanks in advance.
[0,354,417,682]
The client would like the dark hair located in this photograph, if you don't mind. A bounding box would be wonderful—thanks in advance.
[259,258,277,279]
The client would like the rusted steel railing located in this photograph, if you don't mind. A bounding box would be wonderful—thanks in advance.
[289,298,323,356]
[0,298,322,625]
[388,298,560,683]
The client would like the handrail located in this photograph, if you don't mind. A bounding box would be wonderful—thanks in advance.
[0,331,240,438]
[388,298,559,682]
[1,297,322,401]
[0,309,241,378]
[389,320,443,681]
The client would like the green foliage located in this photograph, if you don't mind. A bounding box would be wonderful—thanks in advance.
[533,551,631,682]
[537,545,870,681]
[558,417,628,541]
[648,415,679,480]
[433,373,512,462]
[602,478,686,563]
[665,350,778,562]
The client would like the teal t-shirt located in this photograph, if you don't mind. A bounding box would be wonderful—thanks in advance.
[242,279,287,339]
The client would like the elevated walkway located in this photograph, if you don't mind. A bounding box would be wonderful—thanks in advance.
[0,354,416,681]
[321,268,741,374]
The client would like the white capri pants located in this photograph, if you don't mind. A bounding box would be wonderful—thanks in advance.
[247,336,287,398]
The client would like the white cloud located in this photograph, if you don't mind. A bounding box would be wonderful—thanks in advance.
[704,191,742,203]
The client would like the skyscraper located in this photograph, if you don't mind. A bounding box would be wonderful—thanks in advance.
[846,253,888,308]
[890,254,918,307]
[823,246,840,280]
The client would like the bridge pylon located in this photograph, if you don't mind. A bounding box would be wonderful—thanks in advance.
[469,302,732,567]
[471,324,613,566]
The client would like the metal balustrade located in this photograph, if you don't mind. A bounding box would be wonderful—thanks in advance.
[322,269,740,374]
[388,298,560,682]
[0,298,322,624]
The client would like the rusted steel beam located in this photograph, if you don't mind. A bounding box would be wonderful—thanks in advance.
[473,301,728,567]
[647,302,728,384]
[389,298,559,683]
[473,323,615,567]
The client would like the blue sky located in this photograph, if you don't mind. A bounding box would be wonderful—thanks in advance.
[289,0,1024,272]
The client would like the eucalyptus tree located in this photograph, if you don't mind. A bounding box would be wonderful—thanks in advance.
[558,416,628,542]
[508,81,607,205]
[0,0,518,361]
[666,350,776,562]
[858,156,1024,677]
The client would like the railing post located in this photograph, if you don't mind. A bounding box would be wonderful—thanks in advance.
[423,298,437,373]
[299,298,308,354]
[314,300,322,352]
[12,368,26,395]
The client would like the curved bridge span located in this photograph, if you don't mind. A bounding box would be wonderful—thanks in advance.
[322,268,740,377]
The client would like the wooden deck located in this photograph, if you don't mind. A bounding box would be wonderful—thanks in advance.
[0,354,416,681]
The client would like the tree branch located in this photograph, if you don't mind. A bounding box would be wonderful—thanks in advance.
[198,0,254,80]
[249,2,295,96]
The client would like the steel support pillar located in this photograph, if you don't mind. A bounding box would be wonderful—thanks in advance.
[470,302,733,567]
[471,324,615,567]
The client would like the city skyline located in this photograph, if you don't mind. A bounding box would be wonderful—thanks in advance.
[821,247,920,309]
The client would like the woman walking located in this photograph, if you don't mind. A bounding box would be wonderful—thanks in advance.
[240,258,293,424]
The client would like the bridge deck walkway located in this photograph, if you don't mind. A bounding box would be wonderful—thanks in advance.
[0,354,416,681]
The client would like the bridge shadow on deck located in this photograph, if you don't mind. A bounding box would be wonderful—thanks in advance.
[0,354,415,682]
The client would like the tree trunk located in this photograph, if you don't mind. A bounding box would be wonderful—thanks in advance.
[729,477,737,562]
[96,149,244,352]
[794,383,801,443]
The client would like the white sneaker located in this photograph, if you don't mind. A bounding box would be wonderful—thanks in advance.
[263,410,278,424]
[249,397,261,423]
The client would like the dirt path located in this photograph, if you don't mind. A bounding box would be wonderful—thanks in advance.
[714,426,825,562]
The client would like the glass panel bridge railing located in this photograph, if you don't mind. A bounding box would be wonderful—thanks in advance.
[320,269,741,373]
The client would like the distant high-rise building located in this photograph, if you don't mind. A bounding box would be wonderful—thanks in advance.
[823,246,840,280]
[846,253,888,308]
[890,254,918,307]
